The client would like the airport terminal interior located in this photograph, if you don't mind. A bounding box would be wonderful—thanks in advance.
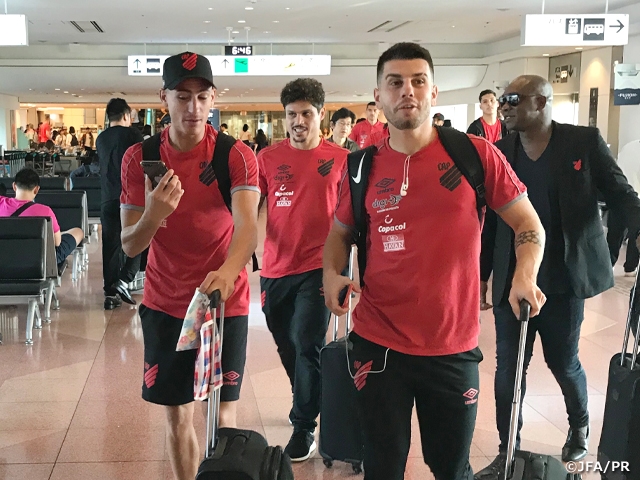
[1,0,640,479]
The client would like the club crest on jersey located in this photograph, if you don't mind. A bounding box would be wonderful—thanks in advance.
[199,163,217,186]
[317,158,335,177]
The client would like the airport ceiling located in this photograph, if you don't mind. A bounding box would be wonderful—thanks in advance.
[1,0,639,105]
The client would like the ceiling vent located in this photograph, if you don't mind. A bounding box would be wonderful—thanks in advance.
[368,20,411,33]
[69,21,104,33]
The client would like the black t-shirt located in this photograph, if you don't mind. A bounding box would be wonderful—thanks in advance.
[96,126,144,203]
[507,142,569,297]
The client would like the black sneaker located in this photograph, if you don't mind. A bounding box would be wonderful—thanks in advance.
[114,280,136,305]
[474,453,506,480]
[104,295,122,310]
[284,429,316,462]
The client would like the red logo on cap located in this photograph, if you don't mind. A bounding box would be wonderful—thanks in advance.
[182,53,198,71]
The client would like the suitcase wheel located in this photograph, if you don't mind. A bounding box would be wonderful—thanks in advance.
[323,459,333,468]
[352,463,362,474]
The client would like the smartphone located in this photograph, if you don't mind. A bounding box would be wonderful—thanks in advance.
[338,284,353,310]
[140,160,169,189]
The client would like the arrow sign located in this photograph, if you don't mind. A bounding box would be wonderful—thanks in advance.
[222,59,229,68]
[609,19,624,33]
[568,65,574,77]
[134,59,141,68]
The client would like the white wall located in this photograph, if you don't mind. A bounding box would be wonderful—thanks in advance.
[619,34,640,152]
[0,93,20,152]
[578,47,614,139]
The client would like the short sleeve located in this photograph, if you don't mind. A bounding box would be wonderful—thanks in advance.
[470,137,527,212]
[120,143,145,211]
[257,150,268,196]
[229,140,260,196]
[334,167,355,230]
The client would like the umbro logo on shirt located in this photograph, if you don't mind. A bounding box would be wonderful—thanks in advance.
[440,165,462,192]
[317,158,334,177]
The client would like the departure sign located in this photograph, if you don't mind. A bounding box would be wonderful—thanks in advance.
[128,55,331,76]
[225,45,253,56]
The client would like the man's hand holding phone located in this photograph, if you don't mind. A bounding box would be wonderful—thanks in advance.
[323,271,360,316]
[144,169,184,224]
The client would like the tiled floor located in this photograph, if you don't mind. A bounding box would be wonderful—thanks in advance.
[0,230,635,479]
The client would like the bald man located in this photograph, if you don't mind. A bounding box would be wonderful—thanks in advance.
[476,75,640,479]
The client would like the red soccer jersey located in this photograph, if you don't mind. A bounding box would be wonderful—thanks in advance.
[481,118,504,143]
[362,125,390,149]
[349,120,385,149]
[120,125,260,319]
[258,138,348,279]
[334,135,526,356]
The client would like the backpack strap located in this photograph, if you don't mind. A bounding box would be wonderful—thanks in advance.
[347,145,377,287]
[11,201,35,217]
[141,133,162,161]
[210,132,237,212]
[210,133,261,272]
[435,126,486,223]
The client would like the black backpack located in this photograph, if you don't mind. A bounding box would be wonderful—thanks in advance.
[142,132,259,271]
[347,126,485,286]
[70,134,79,147]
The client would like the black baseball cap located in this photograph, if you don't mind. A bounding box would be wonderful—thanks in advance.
[433,113,444,121]
[162,52,216,90]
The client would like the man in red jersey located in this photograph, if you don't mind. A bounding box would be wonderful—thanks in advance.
[258,78,348,462]
[323,42,546,480]
[349,101,385,149]
[467,89,509,143]
[120,52,259,480]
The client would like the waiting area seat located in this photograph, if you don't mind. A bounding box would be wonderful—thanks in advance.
[35,191,89,280]
[0,175,68,193]
[0,218,52,345]
[70,177,101,221]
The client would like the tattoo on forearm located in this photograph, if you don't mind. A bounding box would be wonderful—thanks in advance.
[515,231,542,248]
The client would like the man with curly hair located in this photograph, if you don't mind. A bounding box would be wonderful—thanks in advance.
[257,78,349,461]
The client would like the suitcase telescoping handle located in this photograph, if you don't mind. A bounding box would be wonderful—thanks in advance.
[620,268,640,370]
[504,299,531,480]
[332,245,356,342]
[205,289,225,460]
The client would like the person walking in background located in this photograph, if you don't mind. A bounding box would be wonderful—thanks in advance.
[253,129,269,154]
[97,98,145,310]
[240,123,252,145]
[467,89,509,143]
[349,101,384,148]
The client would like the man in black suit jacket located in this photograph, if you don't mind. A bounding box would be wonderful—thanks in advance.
[476,75,640,480]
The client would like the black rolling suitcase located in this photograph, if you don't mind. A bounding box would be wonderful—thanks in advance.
[319,246,364,474]
[597,271,640,480]
[196,291,294,480]
[503,301,580,480]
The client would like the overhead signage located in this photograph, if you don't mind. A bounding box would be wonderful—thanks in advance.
[225,45,253,56]
[128,55,331,77]
[0,14,29,46]
[614,64,640,106]
[521,14,629,46]
[548,52,581,95]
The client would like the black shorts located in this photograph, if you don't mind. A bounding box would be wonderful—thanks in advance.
[139,304,248,406]
[56,233,77,266]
